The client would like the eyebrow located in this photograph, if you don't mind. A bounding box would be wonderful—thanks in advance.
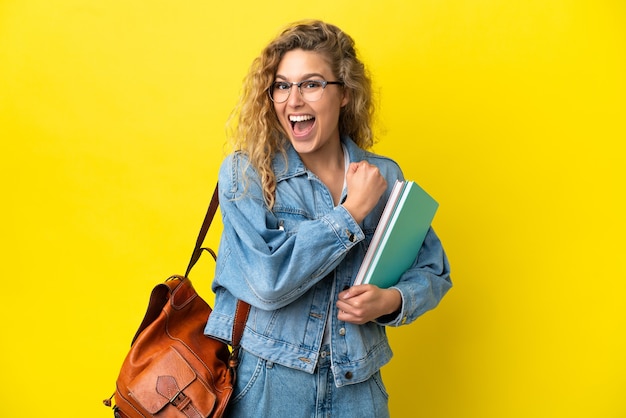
[275,73,327,81]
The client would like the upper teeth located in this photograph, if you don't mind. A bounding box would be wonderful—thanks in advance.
[289,115,314,122]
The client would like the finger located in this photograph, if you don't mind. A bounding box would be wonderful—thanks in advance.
[348,161,361,173]
[340,284,370,300]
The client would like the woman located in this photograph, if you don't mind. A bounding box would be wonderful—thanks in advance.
[205,20,452,417]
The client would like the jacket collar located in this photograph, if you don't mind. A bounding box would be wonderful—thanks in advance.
[273,136,367,183]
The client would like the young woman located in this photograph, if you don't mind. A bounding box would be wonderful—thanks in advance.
[205,20,452,417]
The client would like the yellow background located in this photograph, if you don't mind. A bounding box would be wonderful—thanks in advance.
[1,0,624,417]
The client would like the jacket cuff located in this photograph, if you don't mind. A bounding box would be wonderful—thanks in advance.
[375,286,408,326]
[323,205,364,249]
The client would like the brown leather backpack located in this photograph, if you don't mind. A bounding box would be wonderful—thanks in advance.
[104,185,250,417]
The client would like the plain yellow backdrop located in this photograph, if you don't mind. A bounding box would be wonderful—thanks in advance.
[1,0,624,417]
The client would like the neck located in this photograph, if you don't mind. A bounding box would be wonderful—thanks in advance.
[300,141,344,178]
[300,141,346,206]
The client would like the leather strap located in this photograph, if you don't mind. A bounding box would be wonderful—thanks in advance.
[156,376,203,418]
[185,184,220,277]
[229,297,251,368]
[185,183,251,352]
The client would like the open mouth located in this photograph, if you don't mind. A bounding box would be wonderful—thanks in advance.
[289,114,316,136]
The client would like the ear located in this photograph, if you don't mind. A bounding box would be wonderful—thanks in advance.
[340,88,350,107]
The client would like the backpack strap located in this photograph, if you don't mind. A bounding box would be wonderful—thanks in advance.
[185,183,251,354]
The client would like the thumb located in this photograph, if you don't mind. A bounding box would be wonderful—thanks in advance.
[341,284,368,299]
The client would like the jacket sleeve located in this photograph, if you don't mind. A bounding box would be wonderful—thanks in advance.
[376,227,452,327]
[212,153,364,310]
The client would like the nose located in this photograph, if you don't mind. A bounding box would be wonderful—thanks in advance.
[286,84,304,106]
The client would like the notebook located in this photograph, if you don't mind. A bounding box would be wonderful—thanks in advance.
[353,180,439,288]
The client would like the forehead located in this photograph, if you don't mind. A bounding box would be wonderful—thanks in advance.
[275,49,333,80]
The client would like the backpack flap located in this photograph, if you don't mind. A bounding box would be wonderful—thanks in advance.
[127,346,217,415]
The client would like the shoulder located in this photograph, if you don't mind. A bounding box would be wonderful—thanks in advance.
[218,152,263,200]
[219,151,251,176]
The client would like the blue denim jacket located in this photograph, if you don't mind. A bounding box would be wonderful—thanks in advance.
[204,136,452,388]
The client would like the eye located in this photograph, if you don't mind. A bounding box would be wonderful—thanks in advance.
[273,82,291,91]
[301,80,323,90]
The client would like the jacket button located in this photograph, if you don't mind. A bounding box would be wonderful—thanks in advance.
[339,327,346,336]
[345,372,353,379]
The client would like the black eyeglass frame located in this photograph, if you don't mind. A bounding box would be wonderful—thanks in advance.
[268,80,344,103]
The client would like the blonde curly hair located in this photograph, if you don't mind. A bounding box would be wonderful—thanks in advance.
[226,20,375,209]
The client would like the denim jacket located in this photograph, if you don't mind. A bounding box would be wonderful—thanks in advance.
[204,136,452,388]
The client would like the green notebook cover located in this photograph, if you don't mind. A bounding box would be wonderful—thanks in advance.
[354,180,439,288]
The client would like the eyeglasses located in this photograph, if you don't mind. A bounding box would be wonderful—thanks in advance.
[269,79,343,103]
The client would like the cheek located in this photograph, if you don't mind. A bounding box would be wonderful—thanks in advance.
[273,104,288,122]
[320,106,342,127]
[272,105,290,131]
[271,104,284,121]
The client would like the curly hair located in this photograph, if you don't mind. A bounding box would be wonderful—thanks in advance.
[226,20,375,209]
